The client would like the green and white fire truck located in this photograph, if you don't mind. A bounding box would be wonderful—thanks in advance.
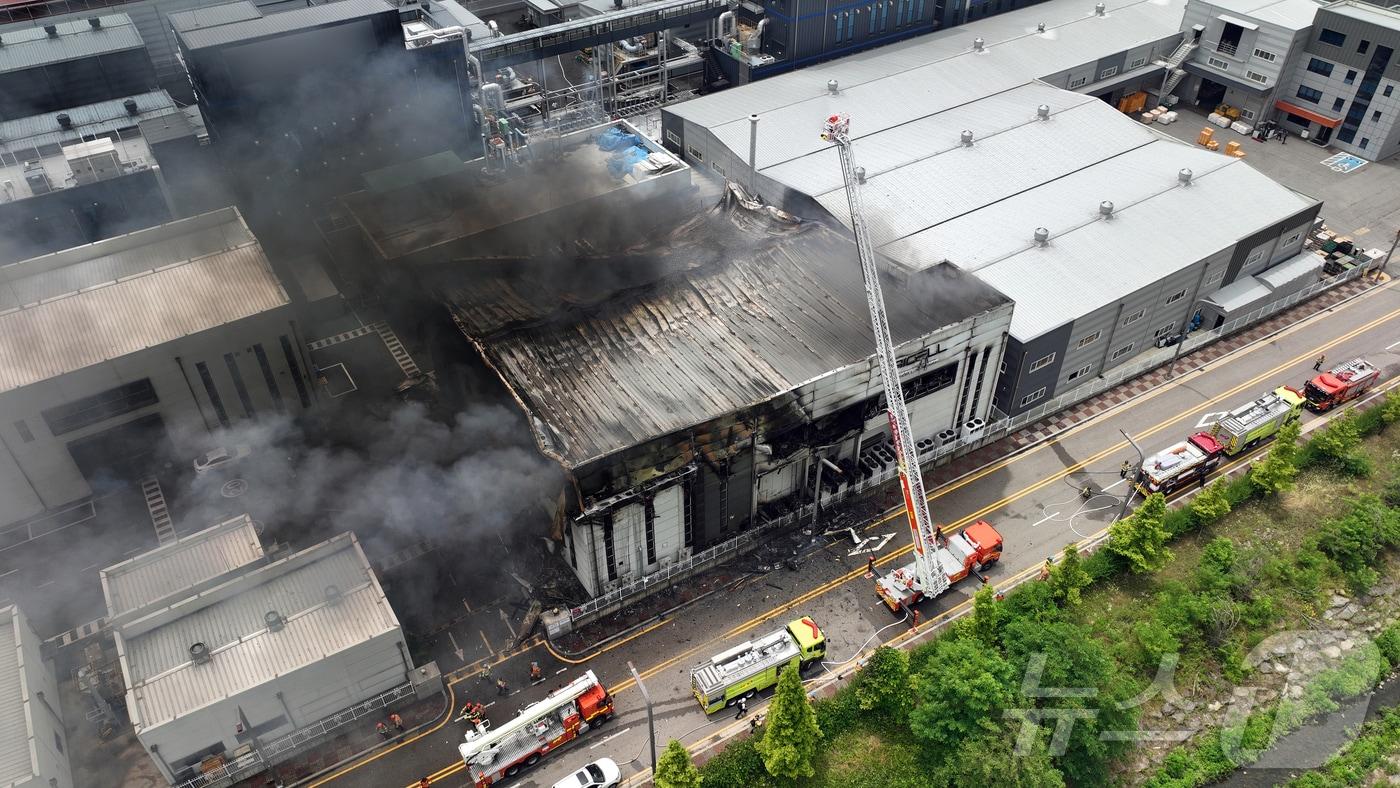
[690,617,826,714]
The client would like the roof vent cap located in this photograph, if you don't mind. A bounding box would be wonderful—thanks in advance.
[1099,200,1115,218]
[827,79,839,94]
[88,17,101,28]
[123,97,138,116]
[1178,167,1193,185]
[56,113,71,130]
[1034,227,1050,246]
[325,584,342,606]
[44,24,58,37]
[1037,104,1051,120]
[190,642,211,665]
[1037,21,1046,32]
[1095,2,1105,14]
[960,129,974,146]
[855,166,867,183]
[265,610,285,632]
[972,36,985,51]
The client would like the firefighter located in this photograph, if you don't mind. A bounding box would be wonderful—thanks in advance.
[735,695,748,720]
[1120,460,1133,479]
[529,661,544,683]
[419,777,432,788]
[1081,483,1093,499]
[933,524,944,547]
[497,678,510,696]
[389,712,404,732]
[479,662,492,683]
[866,555,875,576]
[375,720,389,739]
[1314,354,1326,371]
[1038,558,1053,581]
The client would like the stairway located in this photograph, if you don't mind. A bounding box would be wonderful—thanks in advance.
[1159,39,1199,96]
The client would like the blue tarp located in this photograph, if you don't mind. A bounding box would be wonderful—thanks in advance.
[607,145,649,178]
[596,127,642,151]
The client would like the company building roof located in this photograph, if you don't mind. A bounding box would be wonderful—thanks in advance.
[0,14,144,74]
[0,207,290,395]
[0,606,39,786]
[171,0,394,50]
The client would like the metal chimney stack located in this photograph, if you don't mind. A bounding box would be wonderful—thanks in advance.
[190,642,211,665]
[749,114,759,172]
[1099,200,1115,218]
[1034,227,1050,247]
[1037,104,1051,120]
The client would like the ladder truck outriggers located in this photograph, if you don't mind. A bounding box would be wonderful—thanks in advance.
[458,669,614,787]
[1304,358,1381,412]
[820,114,1005,615]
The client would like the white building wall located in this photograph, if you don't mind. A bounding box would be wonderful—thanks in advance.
[9,607,73,788]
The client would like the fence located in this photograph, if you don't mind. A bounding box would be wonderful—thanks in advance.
[562,264,1371,629]
[171,682,416,788]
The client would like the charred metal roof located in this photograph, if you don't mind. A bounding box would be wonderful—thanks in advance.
[438,207,1009,468]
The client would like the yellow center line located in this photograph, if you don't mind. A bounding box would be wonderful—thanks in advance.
[330,290,1396,787]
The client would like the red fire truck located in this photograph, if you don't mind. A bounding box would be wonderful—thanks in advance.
[458,669,613,787]
[1303,358,1381,412]
[1134,432,1225,496]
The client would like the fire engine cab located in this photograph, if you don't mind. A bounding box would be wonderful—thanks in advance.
[1304,358,1380,412]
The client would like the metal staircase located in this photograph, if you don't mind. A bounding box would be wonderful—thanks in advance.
[1159,38,1199,96]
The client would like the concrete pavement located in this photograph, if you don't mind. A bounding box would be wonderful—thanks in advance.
[313,277,1400,788]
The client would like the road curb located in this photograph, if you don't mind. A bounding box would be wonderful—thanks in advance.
[285,689,451,788]
[548,576,746,661]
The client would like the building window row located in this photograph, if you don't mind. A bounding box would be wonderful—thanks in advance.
[1110,342,1136,361]
[1076,330,1101,348]
[1069,75,1088,88]
[1121,308,1146,327]
[1099,66,1118,79]
[1247,71,1268,84]
[1129,56,1147,69]
[1295,84,1323,104]
[1207,56,1229,70]
[1019,387,1047,407]
[1165,288,1187,305]
[1318,28,1346,47]
[1029,352,1056,372]
[1252,47,1276,62]
[1307,57,1333,77]
[41,379,158,436]
[1067,363,1094,382]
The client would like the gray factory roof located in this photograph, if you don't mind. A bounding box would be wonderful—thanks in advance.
[168,0,262,33]
[0,606,38,786]
[172,0,394,50]
[1322,0,1400,28]
[101,515,266,625]
[1199,0,1321,30]
[0,14,144,74]
[441,212,1009,468]
[118,533,399,733]
[0,207,290,394]
[0,90,177,151]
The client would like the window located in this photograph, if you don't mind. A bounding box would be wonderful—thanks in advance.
[834,13,845,42]
[279,336,311,409]
[252,344,284,412]
[711,161,726,176]
[1344,69,1357,85]
[1121,308,1146,326]
[1359,39,1370,54]
[1373,110,1383,123]
[1067,363,1094,382]
[195,362,230,428]
[1076,331,1102,349]
[1154,322,1177,339]
[1029,352,1056,372]
[1286,112,1312,126]
[53,733,63,754]
[1069,75,1087,88]
[1246,248,1264,266]
[1360,137,1370,149]
[686,145,703,161]
[13,420,33,443]
[1247,71,1268,84]
[869,3,878,33]
[1318,28,1346,47]
[1207,56,1229,70]
[41,380,158,436]
[224,353,255,418]
[665,129,680,146]
[602,521,616,580]
[1334,97,1346,112]
[1130,56,1147,69]
[1110,342,1136,361]
[1099,66,1118,79]
[643,498,656,564]
[1386,85,1394,98]
[1240,108,1256,120]
[1296,84,1323,104]
[1165,288,1187,305]
[1284,232,1301,246]
[1307,58,1334,77]
[1019,387,1047,407]
[1252,48,1276,62]
[1206,270,1225,284]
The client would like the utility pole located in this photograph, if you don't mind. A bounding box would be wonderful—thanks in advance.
[1379,228,1400,278]
[1167,299,1204,379]
[1117,428,1145,522]
[627,661,657,775]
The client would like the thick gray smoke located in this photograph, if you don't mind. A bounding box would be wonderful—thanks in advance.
[174,402,563,560]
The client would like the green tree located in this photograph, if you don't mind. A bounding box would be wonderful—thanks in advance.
[756,664,821,781]
[1108,493,1173,573]
[1317,494,1400,591]
[1309,412,1361,465]
[1381,388,1400,425]
[655,739,703,788]
[932,722,1067,788]
[1048,545,1092,608]
[854,646,911,722]
[971,583,1009,647]
[910,637,1015,754]
[1191,477,1233,525]
[1251,420,1302,495]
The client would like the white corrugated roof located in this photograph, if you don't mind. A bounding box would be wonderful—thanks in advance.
[0,207,288,395]
[0,606,36,786]
[1194,0,1320,30]
[1258,250,1324,288]
[101,515,266,623]
[1323,0,1400,28]
[1204,273,1270,311]
[122,534,400,732]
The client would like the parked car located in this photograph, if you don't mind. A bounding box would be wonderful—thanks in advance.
[193,445,252,475]
[551,758,621,788]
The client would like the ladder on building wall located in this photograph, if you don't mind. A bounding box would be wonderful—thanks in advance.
[142,477,177,546]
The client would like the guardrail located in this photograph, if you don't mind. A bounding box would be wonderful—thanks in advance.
[170,682,416,788]
[562,266,1370,629]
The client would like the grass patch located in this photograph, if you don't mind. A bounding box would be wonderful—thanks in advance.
[813,728,925,788]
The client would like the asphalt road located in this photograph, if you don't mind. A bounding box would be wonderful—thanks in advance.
[312,277,1400,788]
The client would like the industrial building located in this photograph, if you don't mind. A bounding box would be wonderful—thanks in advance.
[1277,1,1400,159]
[665,0,1321,417]
[104,521,408,786]
[0,605,73,788]
[0,13,157,120]
[0,207,316,529]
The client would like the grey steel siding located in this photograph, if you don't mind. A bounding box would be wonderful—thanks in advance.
[997,322,1073,415]
[1311,9,1400,80]
[1223,205,1321,284]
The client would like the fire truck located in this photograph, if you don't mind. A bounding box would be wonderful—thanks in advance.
[458,669,613,787]
[691,617,826,713]
[1207,386,1305,455]
[1134,432,1225,496]
[1304,358,1381,412]
[820,113,1007,616]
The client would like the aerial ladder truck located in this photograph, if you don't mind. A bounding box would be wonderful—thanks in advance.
[820,115,1005,614]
